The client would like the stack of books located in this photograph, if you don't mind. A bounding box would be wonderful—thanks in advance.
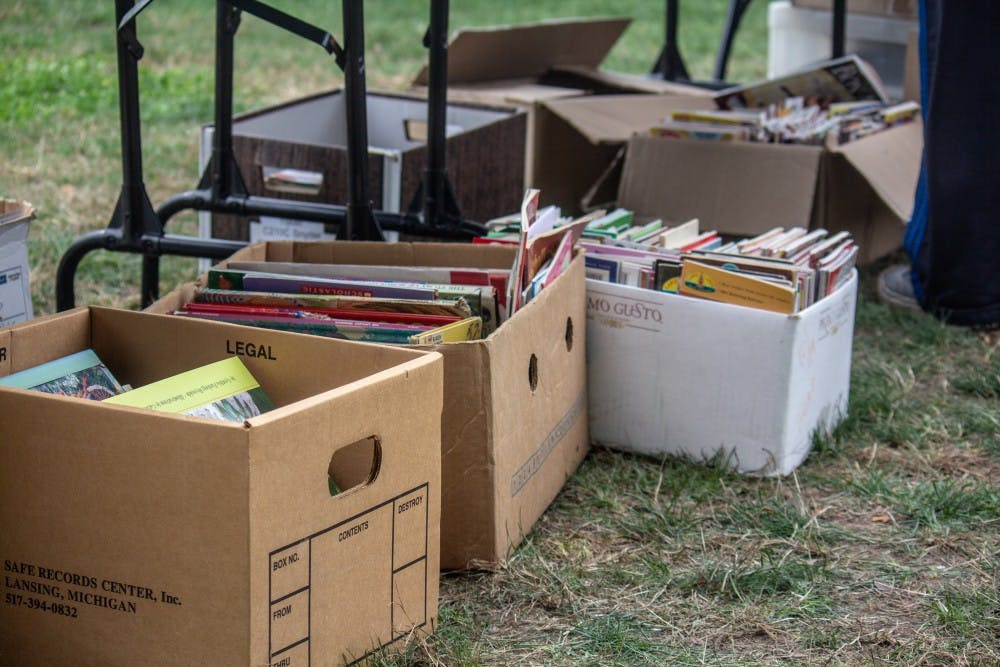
[581,211,858,315]
[650,98,920,146]
[0,351,275,422]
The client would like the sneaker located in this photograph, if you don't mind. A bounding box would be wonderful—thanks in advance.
[877,264,923,314]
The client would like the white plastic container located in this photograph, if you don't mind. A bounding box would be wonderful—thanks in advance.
[767,0,917,101]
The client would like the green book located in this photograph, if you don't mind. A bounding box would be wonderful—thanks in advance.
[106,357,275,422]
[0,349,125,401]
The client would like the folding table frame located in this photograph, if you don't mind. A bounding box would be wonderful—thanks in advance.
[56,0,481,310]
[652,0,848,88]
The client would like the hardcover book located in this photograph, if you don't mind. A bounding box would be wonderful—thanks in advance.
[0,349,124,400]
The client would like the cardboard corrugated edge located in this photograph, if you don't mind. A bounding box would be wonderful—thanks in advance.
[413,16,631,85]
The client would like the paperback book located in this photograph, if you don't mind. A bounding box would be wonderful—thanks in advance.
[0,349,125,401]
[105,356,275,422]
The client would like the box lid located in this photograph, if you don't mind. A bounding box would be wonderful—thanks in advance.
[540,93,714,145]
[829,119,922,220]
[413,17,631,86]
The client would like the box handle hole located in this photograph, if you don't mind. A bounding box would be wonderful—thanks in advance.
[528,353,539,392]
[328,435,381,496]
[565,316,574,352]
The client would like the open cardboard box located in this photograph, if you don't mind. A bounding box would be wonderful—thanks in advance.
[0,199,36,327]
[410,17,712,202]
[149,241,590,571]
[0,307,443,665]
[205,89,526,242]
[587,270,858,476]
[612,116,922,263]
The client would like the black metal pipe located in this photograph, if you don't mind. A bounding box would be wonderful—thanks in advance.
[714,0,752,83]
[55,230,124,310]
[423,0,449,226]
[115,0,152,245]
[664,0,679,80]
[341,0,382,241]
[213,1,239,200]
[832,0,846,58]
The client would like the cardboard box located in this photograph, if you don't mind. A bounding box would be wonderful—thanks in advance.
[0,307,444,665]
[410,17,712,208]
[614,117,922,263]
[531,93,714,213]
[149,241,590,570]
[586,270,858,476]
[0,199,35,327]
[771,1,918,100]
[206,89,527,241]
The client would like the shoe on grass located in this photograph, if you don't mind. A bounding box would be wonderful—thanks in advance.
[877,264,923,314]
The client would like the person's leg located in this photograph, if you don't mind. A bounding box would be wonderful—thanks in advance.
[905,0,1000,328]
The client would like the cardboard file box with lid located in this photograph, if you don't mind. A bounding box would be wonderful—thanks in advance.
[410,17,713,211]
[613,118,922,263]
[150,241,590,570]
[205,89,526,242]
[0,307,443,666]
[0,199,36,327]
[586,270,858,476]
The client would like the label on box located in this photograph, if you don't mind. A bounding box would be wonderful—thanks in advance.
[267,483,429,666]
[0,251,32,326]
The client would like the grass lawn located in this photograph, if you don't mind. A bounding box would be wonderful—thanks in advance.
[2,2,997,665]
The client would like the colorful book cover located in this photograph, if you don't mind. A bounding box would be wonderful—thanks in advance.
[193,288,472,319]
[0,349,124,401]
[173,311,430,344]
[208,269,439,301]
[507,188,540,316]
[181,302,461,327]
[679,260,797,314]
[584,255,621,283]
[654,259,683,293]
[408,316,483,345]
[105,357,275,422]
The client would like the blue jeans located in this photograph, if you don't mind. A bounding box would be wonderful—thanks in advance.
[903,0,999,328]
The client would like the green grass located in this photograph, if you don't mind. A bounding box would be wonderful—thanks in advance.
[4,2,998,666]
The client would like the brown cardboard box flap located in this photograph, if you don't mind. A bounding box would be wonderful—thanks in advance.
[552,65,716,97]
[830,119,922,221]
[618,133,824,234]
[413,17,630,85]
[540,94,714,145]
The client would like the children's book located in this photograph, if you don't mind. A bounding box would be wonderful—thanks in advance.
[105,356,275,422]
[0,349,125,401]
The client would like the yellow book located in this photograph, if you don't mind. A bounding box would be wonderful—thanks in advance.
[408,316,483,345]
[679,260,797,314]
[105,356,275,421]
